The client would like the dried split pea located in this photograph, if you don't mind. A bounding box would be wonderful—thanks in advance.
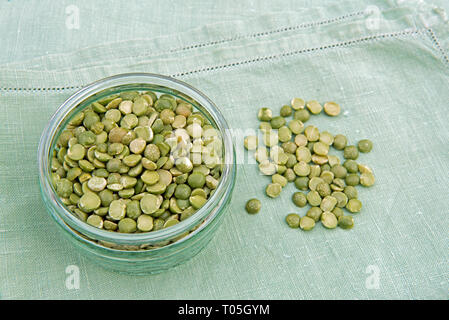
[306,100,322,114]
[323,102,341,116]
[286,213,300,228]
[300,216,315,231]
[246,199,261,214]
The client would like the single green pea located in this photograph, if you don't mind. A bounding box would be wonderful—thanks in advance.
[306,100,322,114]
[332,191,348,208]
[280,105,292,117]
[78,131,97,147]
[87,176,107,192]
[331,165,347,179]
[163,218,179,229]
[180,207,196,221]
[345,173,360,186]
[122,154,142,167]
[118,218,137,233]
[278,126,292,143]
[343,160,358,173]
[56,178,73,198]
[187,172,206,188]
[313,142,329,156]
[360,172,375,187]
[288,120,304,135]
[346,199,362,213]
[270,116,286,129]
[291,98,305,110]
[320,196,338,212]
[300,216,315,231]
[151,218,164,231]
[67,144,85,161]
[175,184,192,200]
[93,168,109,178]
[144,144,161,162]
[175,157,193,173]
[129,138,147,154]
[320,170,334,184]
[266,183,282,198]
[282,141,297,154]
[338,215,354,229]
[106,158,122,173]
[146,182,167,195]
[245,199,261,214]
[272,174,288,187]
[258,108,273,121]
[310,163,323,176]
[189,195,207,209]
[141,170,160,185]
[343,145,359,160]
[285,153,297,169]
[323,102,341,116]
[131,97,148,117]
[319,131,334,146]
[316,182,331,197]
[292,174,308,189]
[86,214,104,229]
[259,121,272,133]
[108,199,127,220]
[358,139,373,153]
[244,135,258,150]
[73,208,87,222]
[308,177,324,191]
[137,215,154,232]
[294,134,308,147]
[58,131,74,148]
[285,213,300,228]
[293,109,310,122]
[304,125,320,142]
[306,190,322,207]
[333,134,347,150]
[69,193,80,205]
[293,161,310,177]
[344,186,358,200]
[304,207,321,222]
[104,220,118,231]
[126,200,141,219]
[358,163,373,174]
[78,192,101,213]
[321,211,338,229]
[259,160,277,176]
[140,194,161,214]
[292,192,307,207]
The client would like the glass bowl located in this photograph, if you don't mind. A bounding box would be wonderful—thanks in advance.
[38,73,236,275]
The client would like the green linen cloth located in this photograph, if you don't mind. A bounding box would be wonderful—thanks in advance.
[0,0,448,299]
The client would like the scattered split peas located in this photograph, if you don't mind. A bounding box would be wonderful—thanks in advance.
[244,98,375,232]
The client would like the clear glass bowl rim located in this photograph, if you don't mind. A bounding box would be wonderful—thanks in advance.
[38,72,235,246]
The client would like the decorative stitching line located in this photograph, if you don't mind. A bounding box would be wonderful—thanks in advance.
[0,29,422,93]
[5,10,365,73]
[162,11,364,54]
[425,28,449,66]
[172,29,421,78]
